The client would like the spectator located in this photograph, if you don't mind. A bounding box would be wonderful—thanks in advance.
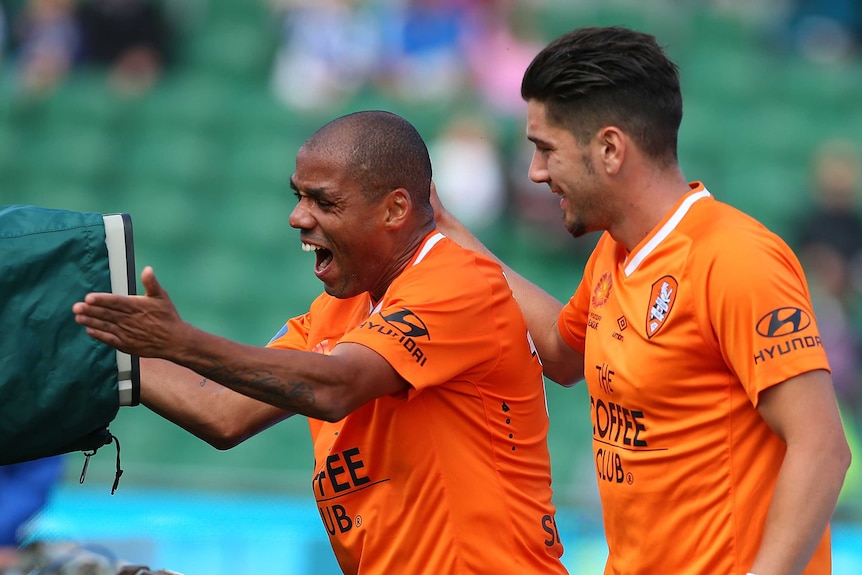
[794,137,862,419]
[796,138,862,281]
[269,0,380,111]
[463,0,542,118]
[9,0,81,96]
[375,0,485,103]
[429,114,507,230]
[0,3,6,68]
[75,0,174,97]
[0,456,66,572]
[783,0,862,64]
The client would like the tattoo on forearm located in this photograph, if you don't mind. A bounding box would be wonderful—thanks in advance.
[198,358,316,410]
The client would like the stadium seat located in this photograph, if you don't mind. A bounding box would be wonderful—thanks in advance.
[182,21,277,82]
[129,73,234,138]
[123,127,220,190]
[19,124,117,188]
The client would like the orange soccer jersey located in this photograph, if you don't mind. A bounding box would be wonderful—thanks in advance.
[558,184,832,574]
[268,232,567,575]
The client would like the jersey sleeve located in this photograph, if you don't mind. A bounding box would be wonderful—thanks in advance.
[702,226,830,406]
[265,312,311,351]
[558,283,589,354]
[558,234,607,354]
[339,256,508,392]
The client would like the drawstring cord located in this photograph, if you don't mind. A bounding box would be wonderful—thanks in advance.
[111,433,124,494]
[78,432,124,494]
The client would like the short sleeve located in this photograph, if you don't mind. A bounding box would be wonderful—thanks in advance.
[339,257,509,391]
[558,281,590,354]
[703,227,830,406]
[558,235,606,354]
[266,313,311,351]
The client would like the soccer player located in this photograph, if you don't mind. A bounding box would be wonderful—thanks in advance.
[432,26,851,575]
[73,111,568,575]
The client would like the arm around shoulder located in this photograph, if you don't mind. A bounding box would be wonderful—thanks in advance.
[431,183,584,387]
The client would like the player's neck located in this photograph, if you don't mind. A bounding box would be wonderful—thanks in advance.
[610,169,690,252]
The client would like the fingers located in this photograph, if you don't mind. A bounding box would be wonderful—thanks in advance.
[141,266,163,298]
[82,322,123,348]
[72,300,131,340]
[72,297,161,356]
[73,298,124,324]
[72,305,136,353]
[429,179,444,215]
[76,292,138,313]
[71,265,177,358]
[429,180,439,205]
[71,267,168,314]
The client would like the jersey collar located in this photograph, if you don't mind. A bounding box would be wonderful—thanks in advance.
[369,231,446,315]
[623,182,711,277]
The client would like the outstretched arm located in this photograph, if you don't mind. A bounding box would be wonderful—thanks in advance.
[748,369,851,575]
[73,267,409,436]
[430,183,584,386]
[138,357,294,449]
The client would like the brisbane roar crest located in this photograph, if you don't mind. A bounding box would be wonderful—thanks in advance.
[646,275,678,338]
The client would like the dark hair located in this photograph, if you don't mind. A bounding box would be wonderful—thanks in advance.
[310,110,434,219]
[521,26,682,163]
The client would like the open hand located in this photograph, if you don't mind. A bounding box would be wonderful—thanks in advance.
[72,266,185,359]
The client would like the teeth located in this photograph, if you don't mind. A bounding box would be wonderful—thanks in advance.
[301,243,321,252]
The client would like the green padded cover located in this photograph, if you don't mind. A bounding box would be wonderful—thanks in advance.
[0,205,121,465]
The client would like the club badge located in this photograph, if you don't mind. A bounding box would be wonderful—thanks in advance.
[646,276,678,338]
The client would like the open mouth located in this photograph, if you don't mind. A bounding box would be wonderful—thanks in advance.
[302,242,333,274]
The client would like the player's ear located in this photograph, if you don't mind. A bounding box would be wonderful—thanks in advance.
[383,188,411,228]
[597,126,625,176]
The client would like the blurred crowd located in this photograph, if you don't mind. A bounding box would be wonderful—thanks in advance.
[267,0,539,115]
[792,138,862,425]
[265,0,573,243]
[0,0,174,97]
[1,0,860,95]
[779,0,862,64]
[0,0,860,245]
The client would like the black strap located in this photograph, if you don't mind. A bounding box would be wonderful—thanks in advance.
[111,433,124,495]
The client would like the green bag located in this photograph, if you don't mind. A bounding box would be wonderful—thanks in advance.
[0,205,139,477]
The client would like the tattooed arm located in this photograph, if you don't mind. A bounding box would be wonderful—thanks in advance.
[154,328,404,423]
[138,358,296,449]
[74,268,408,446]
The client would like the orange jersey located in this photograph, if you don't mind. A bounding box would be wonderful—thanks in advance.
[268,232,567,575]
[559,184,832,574]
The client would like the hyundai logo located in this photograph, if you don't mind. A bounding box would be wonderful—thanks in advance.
[756,307,811,338]
[380,308,430,339]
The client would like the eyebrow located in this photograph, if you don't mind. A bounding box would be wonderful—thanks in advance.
[289,179,334,202]
[527,136,552,148]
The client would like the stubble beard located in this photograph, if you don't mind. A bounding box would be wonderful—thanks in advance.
[564,213,588,238]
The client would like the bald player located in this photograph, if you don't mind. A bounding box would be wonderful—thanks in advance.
[73,110,569,575]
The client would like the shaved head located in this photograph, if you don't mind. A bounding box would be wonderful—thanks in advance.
[302,111,434,219]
